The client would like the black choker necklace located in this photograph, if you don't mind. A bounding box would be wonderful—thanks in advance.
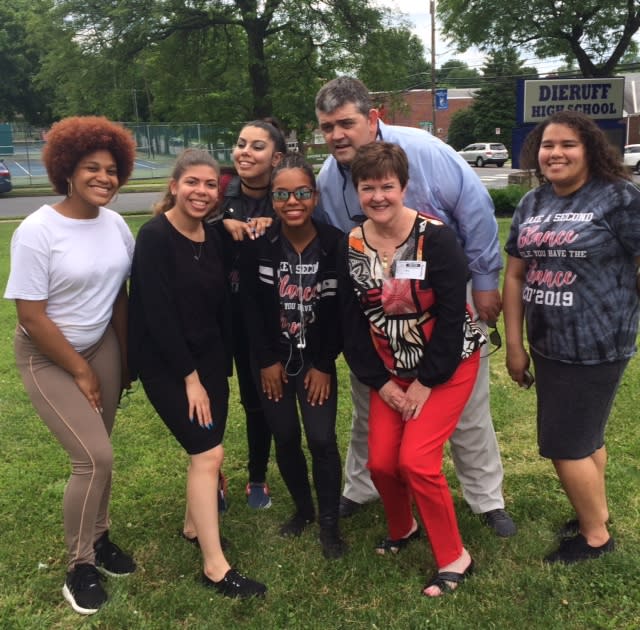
[240,179,270,191]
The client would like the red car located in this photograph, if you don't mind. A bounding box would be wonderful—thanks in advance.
[0,159,12,193]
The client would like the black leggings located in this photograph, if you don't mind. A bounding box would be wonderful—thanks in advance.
[254,358,341,524]
[232,311,272,483]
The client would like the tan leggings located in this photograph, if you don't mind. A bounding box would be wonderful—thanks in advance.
[15,326,121,570]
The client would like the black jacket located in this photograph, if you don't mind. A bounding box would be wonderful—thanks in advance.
[240,219,344,373]
[218,175,274,222]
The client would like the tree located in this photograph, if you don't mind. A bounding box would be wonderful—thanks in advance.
[438,0,640,78]
[438,60,481,88]
[447,108,476,150]
[0,0,55,124]
[471,49,537,151]
[358,26,431,91]
[140,25,250,124]
[55,0,395,122]
[6,0,433,136]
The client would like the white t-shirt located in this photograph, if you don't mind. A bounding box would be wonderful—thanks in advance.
[4,204,135,351]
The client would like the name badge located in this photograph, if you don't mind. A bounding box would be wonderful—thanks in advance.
[395,260,426,280]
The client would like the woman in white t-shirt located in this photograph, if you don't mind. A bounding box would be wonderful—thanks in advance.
[4,116,137,615]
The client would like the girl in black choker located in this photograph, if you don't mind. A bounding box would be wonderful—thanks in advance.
[217,119,287,510]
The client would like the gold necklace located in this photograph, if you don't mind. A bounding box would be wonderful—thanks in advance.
[381,251,389,269]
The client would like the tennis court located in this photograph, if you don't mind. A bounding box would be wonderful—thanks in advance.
[2,148,177,187]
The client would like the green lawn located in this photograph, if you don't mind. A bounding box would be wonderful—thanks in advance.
[0,217,638,629]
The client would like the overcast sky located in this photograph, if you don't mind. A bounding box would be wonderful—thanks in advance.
[377,0,568,74]
[378,0,488,70]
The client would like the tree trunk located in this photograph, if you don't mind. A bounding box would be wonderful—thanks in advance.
[244,18,272,118]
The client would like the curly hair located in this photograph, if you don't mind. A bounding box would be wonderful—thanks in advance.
[42,116,137,195]
[153,149,220,215]
[520,111,629,185]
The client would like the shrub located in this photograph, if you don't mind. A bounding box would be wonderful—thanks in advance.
[489,184,529,216]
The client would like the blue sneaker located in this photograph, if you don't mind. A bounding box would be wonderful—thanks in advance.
[246,482,272,509]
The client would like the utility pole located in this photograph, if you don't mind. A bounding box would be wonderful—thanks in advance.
[430,0,437,136]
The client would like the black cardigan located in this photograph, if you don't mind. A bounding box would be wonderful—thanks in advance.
[128,215,233,381]
[240,219,344,373]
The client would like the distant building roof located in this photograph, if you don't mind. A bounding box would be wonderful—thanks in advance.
[371,88,479,100]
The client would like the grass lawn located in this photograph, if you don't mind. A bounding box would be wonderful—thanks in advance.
[0,216,638,629]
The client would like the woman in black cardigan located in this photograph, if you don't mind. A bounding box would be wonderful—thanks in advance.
[128,149,266,598]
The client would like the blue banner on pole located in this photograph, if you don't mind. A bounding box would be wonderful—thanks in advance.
[435,89,448,110]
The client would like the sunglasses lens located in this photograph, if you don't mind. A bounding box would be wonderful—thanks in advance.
[294,188,313,200]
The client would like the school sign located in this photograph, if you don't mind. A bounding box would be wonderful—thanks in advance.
[512,77,626,167]
[522,78,624,123]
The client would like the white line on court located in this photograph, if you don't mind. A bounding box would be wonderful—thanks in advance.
[12,161,32,175]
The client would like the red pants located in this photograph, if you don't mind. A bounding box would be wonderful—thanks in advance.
[368,352,480,568]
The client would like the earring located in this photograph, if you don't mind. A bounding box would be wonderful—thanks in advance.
[67,179,73,198]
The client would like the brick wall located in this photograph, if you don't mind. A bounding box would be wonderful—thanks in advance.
[373,89,476,141]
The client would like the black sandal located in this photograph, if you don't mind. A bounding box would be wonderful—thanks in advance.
[375,526,421,555]
[423,559,475,597]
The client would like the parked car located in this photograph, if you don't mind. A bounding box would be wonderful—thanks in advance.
[458,142,509,168]
[623,144,640,173]
[0,159,11,193]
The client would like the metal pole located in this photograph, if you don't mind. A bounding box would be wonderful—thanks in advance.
[132,89,139,123]
[430,0,437,136]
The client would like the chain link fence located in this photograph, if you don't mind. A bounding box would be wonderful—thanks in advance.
[1,122,238,188]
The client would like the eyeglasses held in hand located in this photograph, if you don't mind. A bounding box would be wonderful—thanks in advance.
[271,187,314,202]
[480,324,502,358]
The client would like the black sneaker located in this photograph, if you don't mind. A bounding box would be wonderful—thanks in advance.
[557,518,612,539]
[319,527,348,559]
[338,496,363,518]
[544,533,615,564]
[279,512,315,537]
[94,531,136,577]
[62,563,107,615]
[202,568,267,599]
[480,509,517,537]
[557,518,580,539]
